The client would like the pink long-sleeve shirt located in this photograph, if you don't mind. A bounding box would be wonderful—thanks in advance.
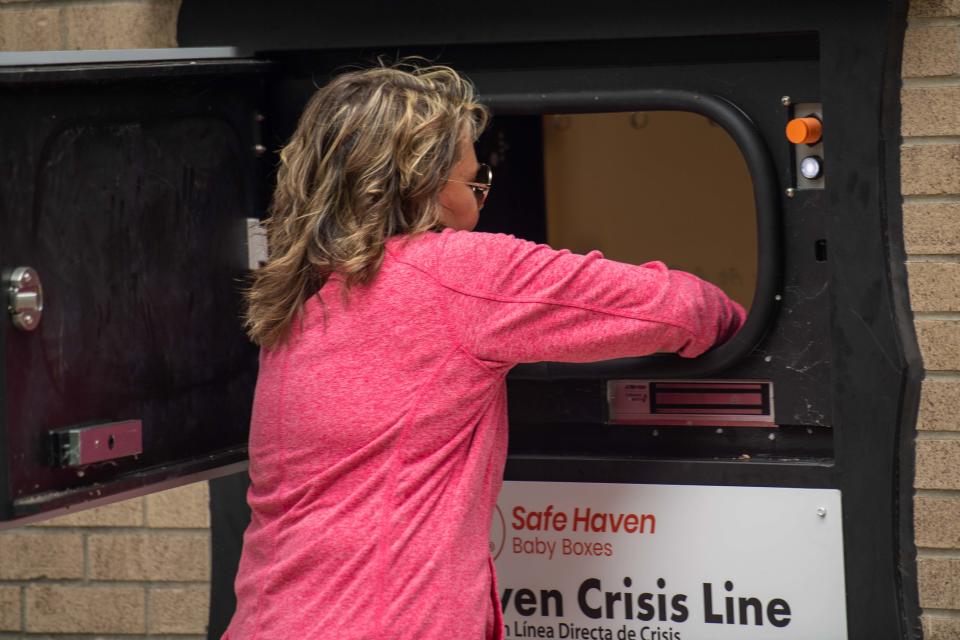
[225,229,745,640]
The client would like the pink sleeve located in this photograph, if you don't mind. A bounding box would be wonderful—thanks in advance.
[434,230,746,367]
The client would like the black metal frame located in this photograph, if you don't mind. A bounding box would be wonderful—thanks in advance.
[218,2,918,636]
[492,88,781,379]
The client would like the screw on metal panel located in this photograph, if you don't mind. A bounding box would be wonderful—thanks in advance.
[629,112,649,129]
[817,507,827,518]
[255,113,265,123]
[768,433,776,441]
[254,144,267,156]
[716,428,724,434]
[781,96,792,106]
[764,355,773,362]
[775,294,782,301]
[551,115,572,132]
[785,187,797,198]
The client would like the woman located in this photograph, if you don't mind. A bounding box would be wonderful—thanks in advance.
[228,62,745,639]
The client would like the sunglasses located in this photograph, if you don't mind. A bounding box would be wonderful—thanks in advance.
[447,163,493,209]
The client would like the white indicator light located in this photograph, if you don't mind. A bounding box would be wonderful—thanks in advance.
[800,155,823,180]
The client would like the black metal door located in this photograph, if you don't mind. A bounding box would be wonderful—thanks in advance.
[0,53,270,524]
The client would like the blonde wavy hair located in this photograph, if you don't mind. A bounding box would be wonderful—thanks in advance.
[244,61,490,349]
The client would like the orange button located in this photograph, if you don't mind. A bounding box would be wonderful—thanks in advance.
[786,117,822,145]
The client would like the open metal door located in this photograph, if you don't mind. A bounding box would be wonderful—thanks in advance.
[0,49,271,525]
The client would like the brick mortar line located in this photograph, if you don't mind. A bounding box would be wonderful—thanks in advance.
[902,136,960,146]
[143,488,157,639]
[17,585,24,635]
[922,608,960,620]
[903,194,960,203]
[907,255,960,262]
[0,0,175,9]
[924,371,960,380]
[917,488,960,498]
[144,578,151,638]
[142,488,150,528]
[903,76,960,87]
[0,579,208,587]
[918,427,960,434]
[917,431,960,440]
[913,310,960,319]
[915,312,960,320]
[81,530,89,584]
[0,529,90,536]
[20,526,209,534]
[908,16,960,26]
[917,548,960,558]
[913,489,960,500]
[57,6,67,50]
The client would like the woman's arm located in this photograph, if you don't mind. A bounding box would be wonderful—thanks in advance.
[433,230,746,368]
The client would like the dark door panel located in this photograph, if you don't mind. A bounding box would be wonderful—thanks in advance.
[0,55,269,521]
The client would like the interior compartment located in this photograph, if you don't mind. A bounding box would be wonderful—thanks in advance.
[476,109,759,352]
[540,111,756,308]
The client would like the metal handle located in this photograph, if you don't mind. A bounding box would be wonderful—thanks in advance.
[6,266,43,331]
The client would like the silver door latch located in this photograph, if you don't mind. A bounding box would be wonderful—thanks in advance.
[6,266,43,331]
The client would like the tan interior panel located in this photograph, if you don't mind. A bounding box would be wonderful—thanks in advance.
[542,111,757,308]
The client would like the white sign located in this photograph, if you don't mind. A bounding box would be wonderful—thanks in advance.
[491,482,846,640]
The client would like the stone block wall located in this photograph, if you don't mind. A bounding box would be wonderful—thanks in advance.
[904,1,960,638]
[0,483,210,638]
[0,0,179,51]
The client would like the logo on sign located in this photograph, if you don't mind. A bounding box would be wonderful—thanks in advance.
[494,482,848,639]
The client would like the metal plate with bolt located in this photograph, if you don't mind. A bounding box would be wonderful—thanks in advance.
[49,420,143,468]
[5,266,42,331]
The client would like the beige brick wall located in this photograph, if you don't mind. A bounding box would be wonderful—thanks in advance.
[0,0,179,51]
[0,2,217,637]
[904,1,960,635]
[0,483,211,637]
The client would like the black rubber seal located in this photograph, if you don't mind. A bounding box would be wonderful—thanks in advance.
[486,89,782,379]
